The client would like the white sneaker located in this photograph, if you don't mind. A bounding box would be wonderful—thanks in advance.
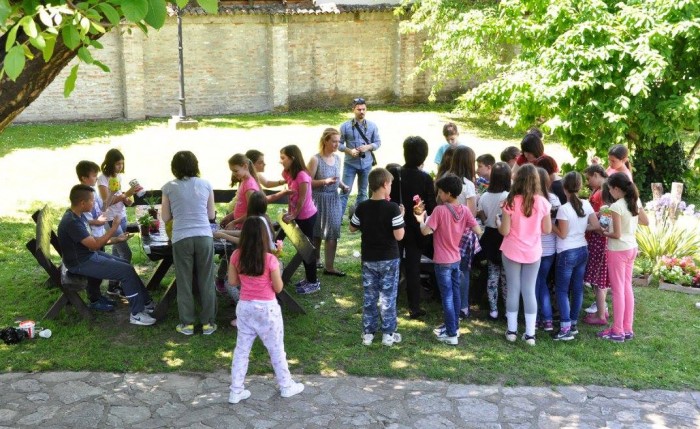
[281,382,304,398]
[584,303,598,314]
[229,389,251,404]
[362,333,374,346]
[382,332,402,346]
[433,325,460,337]
[436,332,458,345]
[522,333,536,346]
[505,330,517,342]
[130,311,156,326]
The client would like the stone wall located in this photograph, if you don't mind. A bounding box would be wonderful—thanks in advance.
[17,9,454,123]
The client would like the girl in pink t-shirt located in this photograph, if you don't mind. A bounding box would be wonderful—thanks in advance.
[498,164,552,346]
[280,145,320,294]
[227,217,304,404]
[220,154,261,230]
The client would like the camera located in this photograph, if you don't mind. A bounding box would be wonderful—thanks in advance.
[360,153,366,159]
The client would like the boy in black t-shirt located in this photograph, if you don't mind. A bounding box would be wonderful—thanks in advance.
[350,168,405,346]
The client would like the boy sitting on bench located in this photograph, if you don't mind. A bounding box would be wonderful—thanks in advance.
[57,184,156,326]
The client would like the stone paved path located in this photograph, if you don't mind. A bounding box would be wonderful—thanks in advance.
[1,372,698,428]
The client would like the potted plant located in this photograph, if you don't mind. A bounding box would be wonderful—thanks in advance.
[655,255,700,295]
[138,214,154,237]
[144,191,160,219]
[632,257,653,287]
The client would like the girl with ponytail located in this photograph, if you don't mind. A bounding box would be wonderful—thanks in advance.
[551,172,600,341]
[598,172,648,342]
[221,154,262,230]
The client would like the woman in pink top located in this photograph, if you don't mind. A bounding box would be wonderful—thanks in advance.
[221,154,261,230]
[280,145,320,293]
[498,164,552,346]
[228,217,304,404]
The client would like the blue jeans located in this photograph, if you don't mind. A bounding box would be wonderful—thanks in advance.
[108,217,131,287]
[555,246,589,328]
[362,259,400,335]
[340,163,370,217]
[536,254,556,322]
[460,269,470,313]
[434,262,461,337]
[69,251,150,315]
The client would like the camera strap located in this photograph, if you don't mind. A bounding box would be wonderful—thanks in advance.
[353,121,370,147]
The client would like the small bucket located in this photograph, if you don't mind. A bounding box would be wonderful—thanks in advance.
[19,320,35,339]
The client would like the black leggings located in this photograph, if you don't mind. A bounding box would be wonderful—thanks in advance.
[399,240,424,314]
[296,213,318,283]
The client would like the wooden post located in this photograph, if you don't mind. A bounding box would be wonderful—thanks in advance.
[651,183,663,201]
[668,182,684,222]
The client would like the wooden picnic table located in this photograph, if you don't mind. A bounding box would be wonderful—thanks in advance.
[134,189,305,320]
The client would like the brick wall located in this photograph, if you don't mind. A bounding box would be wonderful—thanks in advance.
[17,11,461,123]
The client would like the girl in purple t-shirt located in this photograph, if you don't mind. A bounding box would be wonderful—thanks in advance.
[280,145,320,294]
[497,164,552,346]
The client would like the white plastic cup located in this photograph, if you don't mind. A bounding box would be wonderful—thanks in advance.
[38,329,52,339]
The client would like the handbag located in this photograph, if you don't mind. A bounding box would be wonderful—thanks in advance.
[352,122,378,166]
[445,203,481,271]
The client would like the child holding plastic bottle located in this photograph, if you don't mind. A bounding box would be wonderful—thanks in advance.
[97,148,142,297]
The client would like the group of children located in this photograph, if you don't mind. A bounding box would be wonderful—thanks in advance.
[351,124,649,349]
[60,125,648,405]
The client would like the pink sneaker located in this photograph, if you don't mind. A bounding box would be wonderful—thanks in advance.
[583,314,608,325]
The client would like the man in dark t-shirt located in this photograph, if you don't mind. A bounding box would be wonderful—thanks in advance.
[58,184,156,326]
[350,168,405,347]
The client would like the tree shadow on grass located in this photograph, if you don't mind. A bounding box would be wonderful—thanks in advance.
[0,119,165,158]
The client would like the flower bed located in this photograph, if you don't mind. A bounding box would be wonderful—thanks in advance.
[655,256,700,294]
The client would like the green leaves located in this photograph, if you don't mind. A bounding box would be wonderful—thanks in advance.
[61,25,80,50]
[64,64,79,97]
[2,0,220,91]
[197,0,219,14]
[5,46,26,81]
[96,3,121,26]
[0,0,12,24]
[121,0,149,22]
[405,0,700,186]
[144,0,166,29]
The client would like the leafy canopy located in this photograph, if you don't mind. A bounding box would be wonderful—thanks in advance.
[401,0,700,168]
[0,0,218,96]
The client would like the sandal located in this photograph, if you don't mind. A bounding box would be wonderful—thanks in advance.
[323,269,346,277]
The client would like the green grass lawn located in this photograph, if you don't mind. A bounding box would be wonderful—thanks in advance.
[0,109,698,390]
[1,204,699,390]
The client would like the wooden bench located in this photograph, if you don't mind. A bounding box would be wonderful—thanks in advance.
[25,206,93,320]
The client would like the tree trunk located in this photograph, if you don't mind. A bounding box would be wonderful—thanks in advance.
[0,37,97,132]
